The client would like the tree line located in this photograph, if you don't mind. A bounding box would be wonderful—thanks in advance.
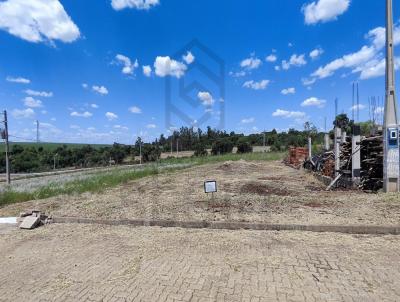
[1,125,325,173]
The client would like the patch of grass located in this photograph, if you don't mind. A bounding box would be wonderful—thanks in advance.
[161,151,286,166]
[0,152,284,206]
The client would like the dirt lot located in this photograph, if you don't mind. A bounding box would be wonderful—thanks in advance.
[1,160,400,226]
[1,224,399,301]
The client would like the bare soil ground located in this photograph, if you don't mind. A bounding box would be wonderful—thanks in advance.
[1,160,400,226]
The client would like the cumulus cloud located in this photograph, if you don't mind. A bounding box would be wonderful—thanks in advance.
[349,104,366,111]
[24,89,53,97]
[265,54,277,63]
[23,96,43,108]
[146,123,156,129]
[91,103,99,109]
[182,51,195,64]
[243,80,270,90]
[309,24,400,81]
[142,65,152,77]
[272,109,306,119]
[115,54,138,75]
[302,0,350,25]
[198,92,214,106]
[281,87,296,95]
[105,112,118,121]
[309,48,324,60]
[301,97,326,108]
[92,85,109,95]
[241,117,255,124]
[71,111,92,118]
[154,56,187,78]
[12,108,35,119]
[6,76,30,84]
[0,0,80,43]
[240,56,262,70]
[129,106,142,114]
[111,0,159,10]
[282,54,307,70]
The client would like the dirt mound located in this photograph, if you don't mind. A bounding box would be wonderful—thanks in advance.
[240,182,290,196]
[217,161,235,171]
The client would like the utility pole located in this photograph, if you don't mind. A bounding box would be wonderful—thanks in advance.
[263,131,266,148]
[36,120,40,143]
[384,0,400,192]
[3,111,10,185]
[176,139,179,157]
[139,141,142,164]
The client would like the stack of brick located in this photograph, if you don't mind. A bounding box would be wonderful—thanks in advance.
[285,147,308,169]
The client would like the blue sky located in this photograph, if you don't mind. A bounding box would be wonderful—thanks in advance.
[0,0,399,144]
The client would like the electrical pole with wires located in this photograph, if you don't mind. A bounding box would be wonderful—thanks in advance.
[2,110,11,185]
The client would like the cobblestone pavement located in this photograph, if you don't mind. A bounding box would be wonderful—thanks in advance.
[0,224,399,301]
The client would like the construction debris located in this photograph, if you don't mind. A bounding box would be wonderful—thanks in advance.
[18,210,51,230]
[302,132,384,192]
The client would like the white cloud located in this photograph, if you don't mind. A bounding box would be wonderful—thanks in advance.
[92,85,109,95]
[105,112,118,121]
[281,87,296,95]
[229,70,246,77]
[282,54,307,70]
[12,108,35,119]
[302,0,350,25]
[265,54,277,63]
[309,48,324,60]
[142,65,152,77]
[312,46,375,79]
[6,76,30,84]
[301,97,326,108]
[243,79,270,90]
[302,77,316,86]
[349,104,366,111]
[71,111,92,118]
[274,66,281,71]
[198,91,214,106]
[24,89,53,97]
[241,117,255,124]
[82,83,88,89]
[309,24,400,81]
[154,56,187,78]
[114,125,129,131]
[91,103,99,109]
[111,0,159,10]
[240,56,262,70]
[129,106,142,114]
[23,96,43,108]
[182,51,195,64]
[0,0,80,43]
[146,123,156,129]
[272,109,306,119]
[115,54,138,75]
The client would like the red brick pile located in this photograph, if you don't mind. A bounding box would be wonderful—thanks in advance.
[285,147,308,169]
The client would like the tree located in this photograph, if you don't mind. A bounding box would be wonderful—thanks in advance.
[236,138,253,154]
[194,143,208,157]
[141,144,161,162]
[211,138,234,155]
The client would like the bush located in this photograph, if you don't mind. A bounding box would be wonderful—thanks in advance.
[194,143,208,157]
[211,138,234,155]
[236,139,253,154]
[141,144,161,162]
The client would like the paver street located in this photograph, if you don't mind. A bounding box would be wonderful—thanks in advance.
[0,223,399,302]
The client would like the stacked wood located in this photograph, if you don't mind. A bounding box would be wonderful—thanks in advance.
[339,136,353,178]
[359,134,383,191]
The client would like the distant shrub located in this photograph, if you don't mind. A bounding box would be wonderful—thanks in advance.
[194,143,208,157]
[142,145,161,162]
[211,138,234,155]
[236,139,253,154]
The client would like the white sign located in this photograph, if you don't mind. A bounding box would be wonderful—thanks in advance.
[204,180,217,193]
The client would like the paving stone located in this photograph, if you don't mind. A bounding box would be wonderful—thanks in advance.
[19,216,40,229]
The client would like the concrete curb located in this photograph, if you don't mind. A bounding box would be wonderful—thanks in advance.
[52,217,400,235]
